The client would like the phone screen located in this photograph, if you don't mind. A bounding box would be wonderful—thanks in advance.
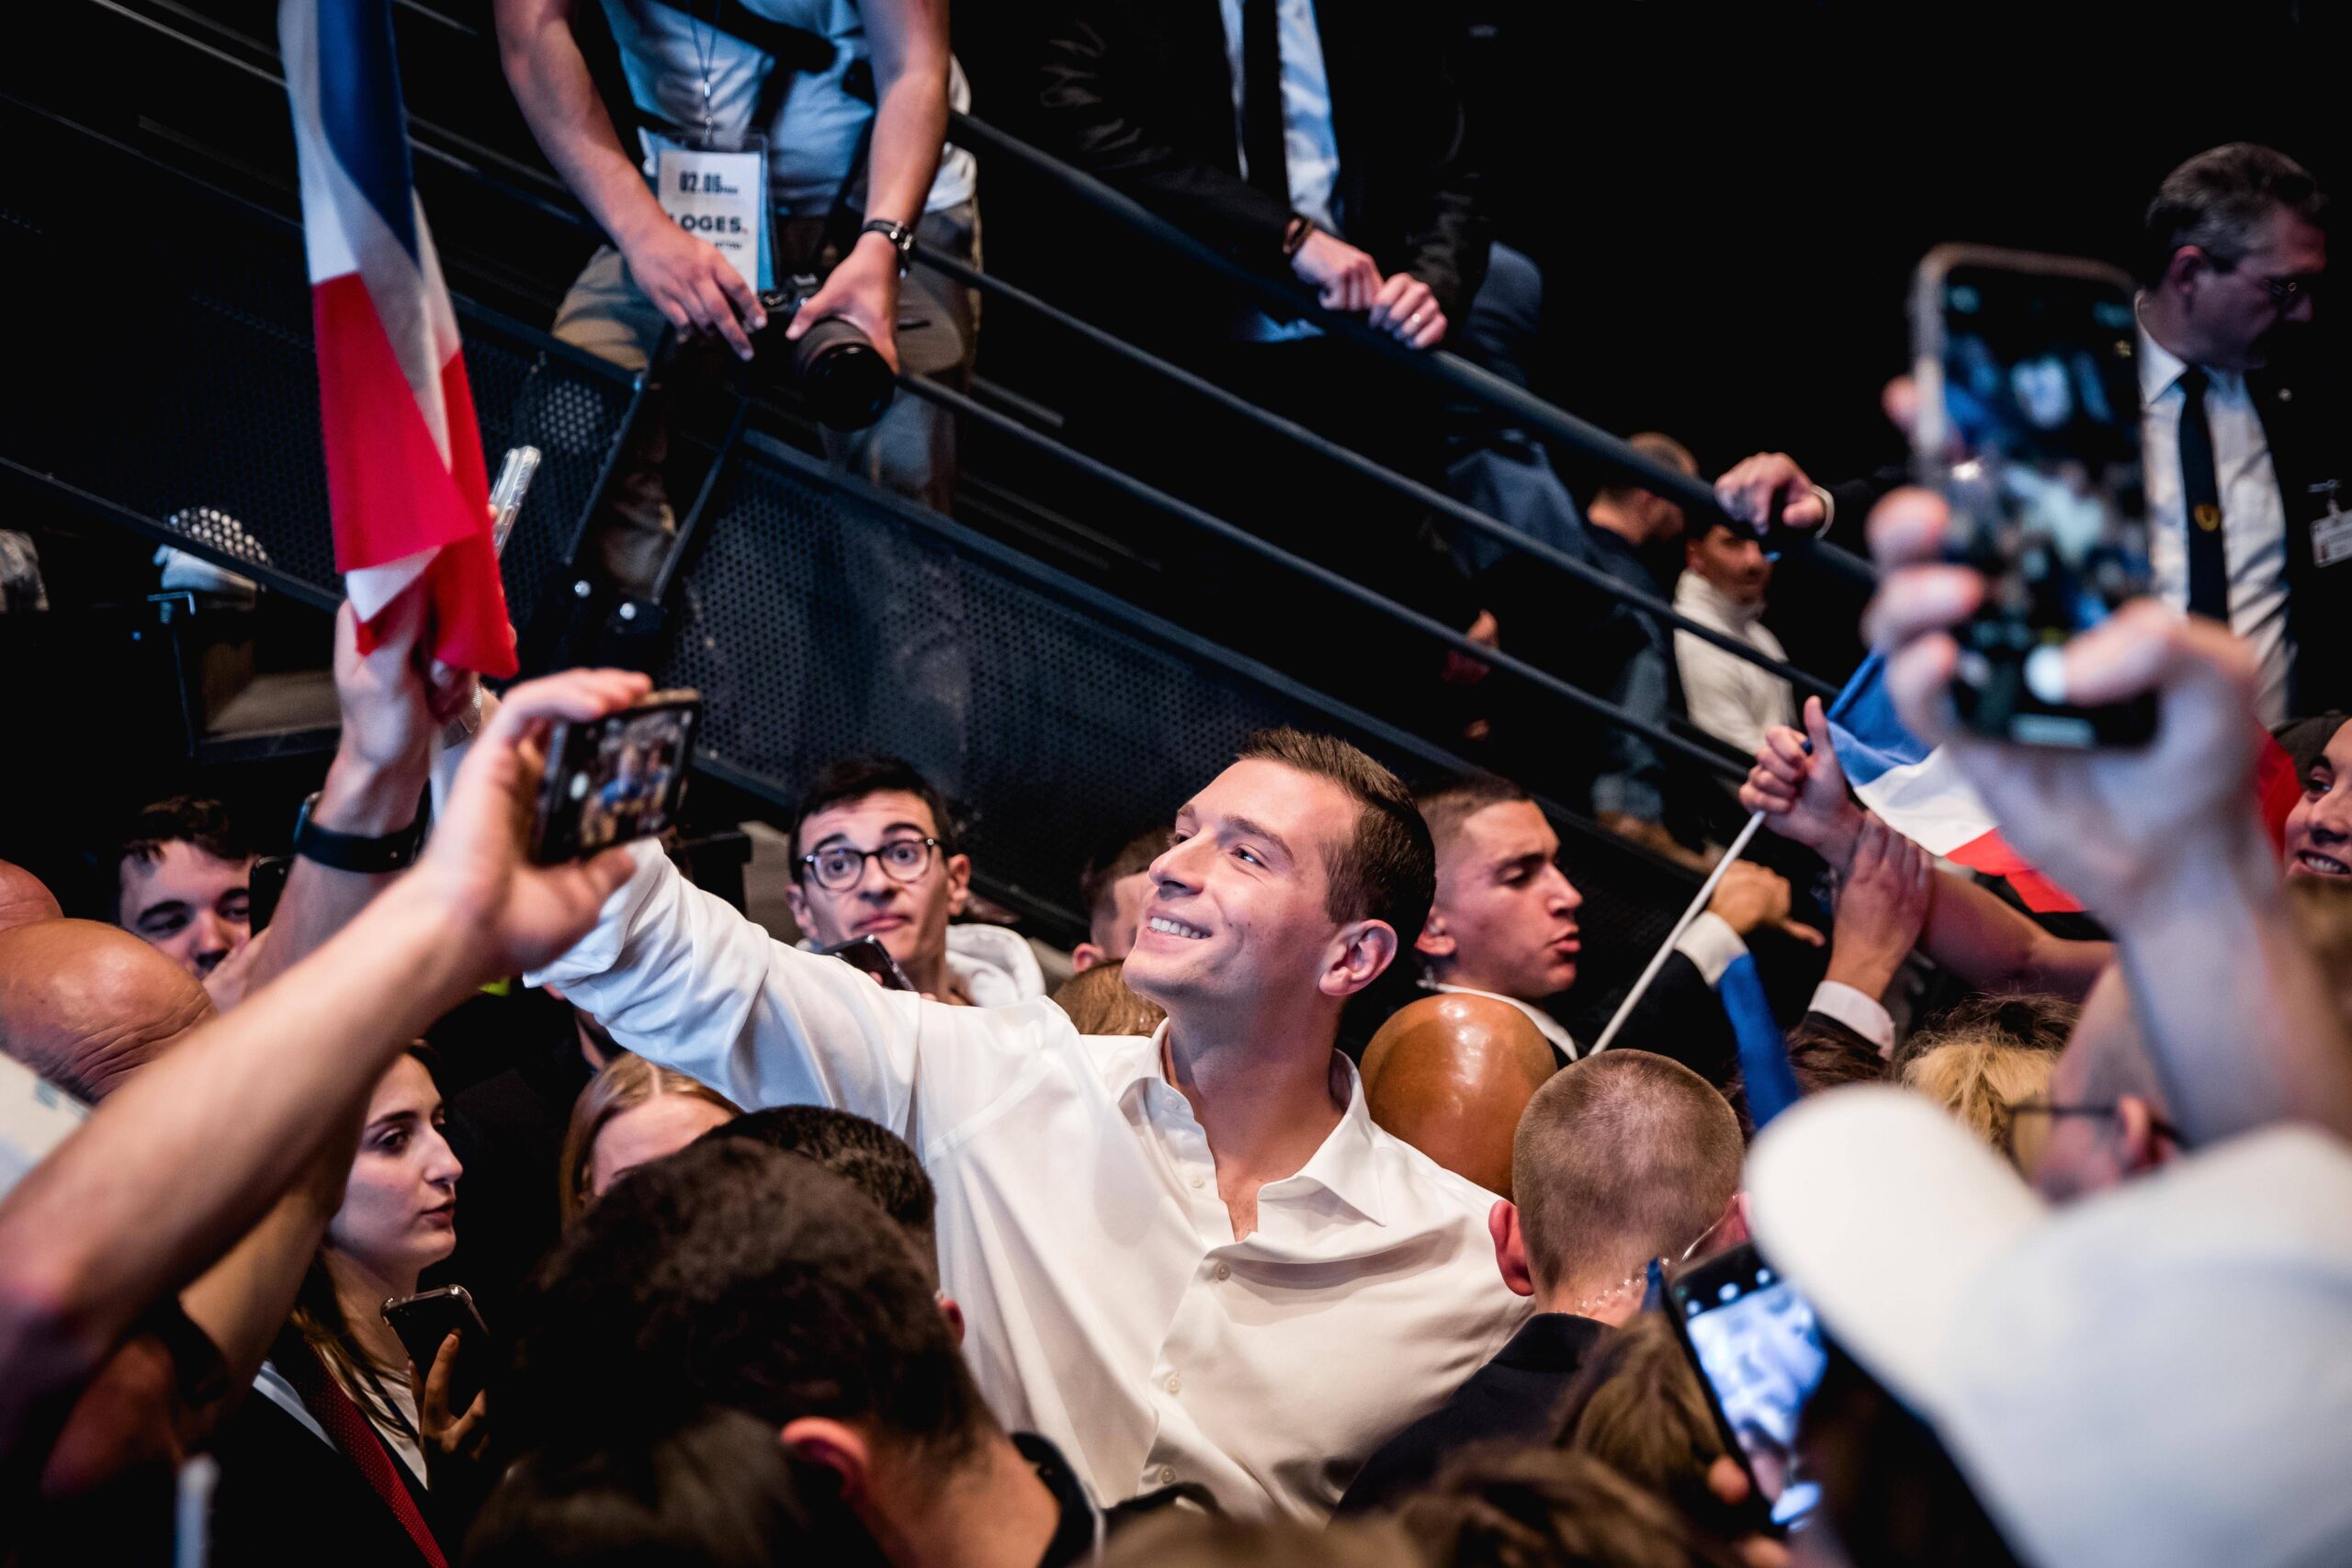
[532,694,700,864]
[1917,249,2153,746]
[1668,1246,1827,1529]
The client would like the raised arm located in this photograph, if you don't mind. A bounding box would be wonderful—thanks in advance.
[1867,489,2352,1145]
[0,670,650,1467]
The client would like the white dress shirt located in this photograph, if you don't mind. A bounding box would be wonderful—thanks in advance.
[2137,318,2294,724]
[534,844,1530,1520]
[1672,572,1796,760]
[1217,0,1340,344]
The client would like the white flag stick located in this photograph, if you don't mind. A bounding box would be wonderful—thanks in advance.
[1589,809,1768,1054]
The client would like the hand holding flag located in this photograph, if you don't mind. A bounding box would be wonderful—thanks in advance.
[280,0,516,677]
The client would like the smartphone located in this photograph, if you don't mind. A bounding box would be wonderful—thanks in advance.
[1664,1242,1827,1530]
[819,934,917,992]
[1912,244,2155,746]
[530,690,701,864]
[381,1285,490,1414]
[247,854,289,934]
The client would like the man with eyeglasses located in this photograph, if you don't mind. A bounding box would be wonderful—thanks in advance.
[785,756,1044,1008]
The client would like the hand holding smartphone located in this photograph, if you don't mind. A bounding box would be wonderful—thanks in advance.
[529,690,701,863]
[1665,1242,1828,1531]
[1912,245,2155,746]
[381,1285,490,1416]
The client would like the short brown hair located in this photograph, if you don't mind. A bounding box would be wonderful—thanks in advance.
[560,1053,742,1224]
[1412,773,1534,862]
[1512,1052,1743,1292]
[1236,728,1435,943]
[1594,431,1700,508]
[1050,959,1168,1037]
[1401,1447,1747,1568]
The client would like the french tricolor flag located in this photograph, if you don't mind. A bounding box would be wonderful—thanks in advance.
[1826,652,2301,916]
[280,0,515,676]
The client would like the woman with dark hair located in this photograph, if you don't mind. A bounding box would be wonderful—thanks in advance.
[208,1047,480,1565]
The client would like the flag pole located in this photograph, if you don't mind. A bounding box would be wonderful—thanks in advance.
[1589,809,1768,1054]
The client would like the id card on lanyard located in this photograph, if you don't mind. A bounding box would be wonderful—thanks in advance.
[656,133,773,292]
[653,0,775,292]
[2311,480,2352,569]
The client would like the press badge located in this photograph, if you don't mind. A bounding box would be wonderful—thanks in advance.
[655,133,772,292]
[2312,480,2352,569]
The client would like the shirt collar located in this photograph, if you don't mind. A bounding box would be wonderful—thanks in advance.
[1419,980,1579,1060]
[1012,1431,1104,1568]
[1114,1023,1391,1226]
[1674,569,1765,629]
[2137,309,2190,410]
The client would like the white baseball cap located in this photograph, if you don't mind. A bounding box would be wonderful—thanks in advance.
[1747,1087,2352,1568]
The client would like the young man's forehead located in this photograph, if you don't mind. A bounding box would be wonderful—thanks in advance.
[120,840,252,892]
[798,789,942,844]
[1451,798,1556,865]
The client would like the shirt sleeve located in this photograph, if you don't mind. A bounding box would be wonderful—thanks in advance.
[528,843,1049,1141]
[1671,911,1748,987]
[1804,979,1896,1056]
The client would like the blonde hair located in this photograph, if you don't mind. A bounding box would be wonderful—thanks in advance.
[1899,1042,2055,1169]
[559,1053,741,1224]
[1048,959,1166,1036]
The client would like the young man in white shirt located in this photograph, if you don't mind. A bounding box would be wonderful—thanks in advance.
[533,728,1529,1519]
[1673,519,1796,760]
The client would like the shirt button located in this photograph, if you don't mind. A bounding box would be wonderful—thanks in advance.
[1158,1465,1177,1486]
[1213,1261,1232,1281]
[1165,1373,1182,1394]
[1190,1175,1204,1190]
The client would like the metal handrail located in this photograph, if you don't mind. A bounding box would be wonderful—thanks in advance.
[895,377,1754,782]
[910,240,1838,701]
[944,108,1875,586]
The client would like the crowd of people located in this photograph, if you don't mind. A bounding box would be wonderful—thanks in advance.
[4,3,2352,1563]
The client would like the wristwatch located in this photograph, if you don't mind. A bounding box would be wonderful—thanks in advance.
[289,790,426,874]
[859,217,918,274]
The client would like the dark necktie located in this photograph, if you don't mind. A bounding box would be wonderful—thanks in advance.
[1240,0,1289,203]
[2177,366,2230,623]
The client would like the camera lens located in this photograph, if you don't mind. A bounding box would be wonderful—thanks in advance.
[790,318,896,431]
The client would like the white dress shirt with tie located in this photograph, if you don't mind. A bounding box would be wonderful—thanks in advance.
[2137,317,2295,724]
[533,844,1530,1521]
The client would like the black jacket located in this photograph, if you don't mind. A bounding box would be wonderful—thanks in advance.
[1036,0,1487,321]
[2250,355,2352,716]
[1333,1312,1605,1516]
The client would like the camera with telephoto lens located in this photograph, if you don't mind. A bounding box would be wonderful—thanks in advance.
[745,272,897,432]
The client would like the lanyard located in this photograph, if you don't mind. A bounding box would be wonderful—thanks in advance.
[687,0,722,139]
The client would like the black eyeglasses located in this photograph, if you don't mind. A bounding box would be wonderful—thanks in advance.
[798,836,941,892]
[2257,274,2319,306]
[2010,1099,2190,1151]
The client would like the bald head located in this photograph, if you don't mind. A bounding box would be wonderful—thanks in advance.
[0,860,61,935]
[1511,1051,1742,1295]
[0,919,213,1100]
[1363,994,1556,1197]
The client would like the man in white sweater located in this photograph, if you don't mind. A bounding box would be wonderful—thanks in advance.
[1674,517,1796,758]
[533,728,1529,1520]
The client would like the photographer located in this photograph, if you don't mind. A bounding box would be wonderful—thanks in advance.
[495,0,976,580]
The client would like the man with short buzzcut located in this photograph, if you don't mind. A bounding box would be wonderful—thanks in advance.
[535,728,1531,1517]
[1337,1049,1745,1516]
[1071,827,1165,972]
[786,756,1044,1007]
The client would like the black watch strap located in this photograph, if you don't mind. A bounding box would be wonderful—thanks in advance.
[290,790,425,874]
[859,217,917,273]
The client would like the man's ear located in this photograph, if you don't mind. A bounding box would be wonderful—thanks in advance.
[2115,1095,2177,1178]
[1321,919,1399,998]
[2164,244,2212,301]
[938,1293,967,1348]
[781,1417,875,1508]
[944,852,974,918]
[1415,908,1453,964]
[1070,942,1105,974]
[1490,1199,1535,1298]
[785,882,814,936]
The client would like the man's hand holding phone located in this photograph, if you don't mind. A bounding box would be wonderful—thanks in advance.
[1864,487,2265,916]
